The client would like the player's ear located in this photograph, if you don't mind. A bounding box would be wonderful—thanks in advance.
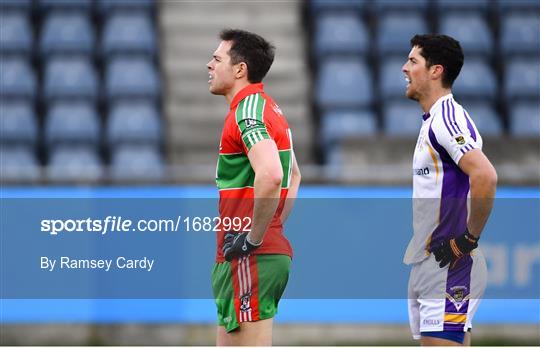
[431,64,444,81]
[235,62,248,80]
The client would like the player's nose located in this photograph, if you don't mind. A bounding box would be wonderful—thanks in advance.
[402,62,408,73]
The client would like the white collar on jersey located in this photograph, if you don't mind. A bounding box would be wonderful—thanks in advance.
[428,93,454,117]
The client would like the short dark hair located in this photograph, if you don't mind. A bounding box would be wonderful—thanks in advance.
[220,29,275,83]
[410,34,464,88]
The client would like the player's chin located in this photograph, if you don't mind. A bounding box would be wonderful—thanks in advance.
[404,85,411,96]
[405,88,418,101]
[208,85,222,95]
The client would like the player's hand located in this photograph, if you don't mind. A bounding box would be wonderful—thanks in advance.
[432,229,479,268]
[222,232,261,262]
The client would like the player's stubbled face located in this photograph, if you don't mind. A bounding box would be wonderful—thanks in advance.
[402,46,430,101]
[207,40,236,95]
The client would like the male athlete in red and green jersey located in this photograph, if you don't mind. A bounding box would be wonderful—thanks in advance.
[215,81,294,262]
[207,29,301,346]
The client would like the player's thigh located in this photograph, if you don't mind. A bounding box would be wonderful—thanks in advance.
[229,317,273,346]
[421,335,462,346]
[463,331,471,346]
[216,325,232,346]
[217,323,273,347]
[420,330,471,346]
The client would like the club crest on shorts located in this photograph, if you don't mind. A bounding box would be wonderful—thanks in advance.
[447,286,469,310]
[240,292,252,313]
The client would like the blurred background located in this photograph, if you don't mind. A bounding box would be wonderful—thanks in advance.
[1,0,539,345]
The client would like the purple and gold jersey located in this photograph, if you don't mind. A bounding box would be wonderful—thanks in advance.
[404,94,483,265]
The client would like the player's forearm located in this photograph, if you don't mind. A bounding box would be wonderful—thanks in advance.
[281,171,301,224]
[467,167,497,238]
[249,172,282,244]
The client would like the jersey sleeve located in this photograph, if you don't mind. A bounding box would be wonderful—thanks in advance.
[235,94,272,151]
[431,101,480,165]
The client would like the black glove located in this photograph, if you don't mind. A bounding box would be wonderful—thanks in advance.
[432,229,479,268]
[222,232,261,262]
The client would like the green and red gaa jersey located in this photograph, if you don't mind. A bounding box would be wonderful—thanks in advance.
[215,83,293,262]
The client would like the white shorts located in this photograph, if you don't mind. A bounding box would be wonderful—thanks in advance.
[407,248,487,340]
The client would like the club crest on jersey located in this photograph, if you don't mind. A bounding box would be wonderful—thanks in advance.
[455,135,466,145]
[245,118,257,128]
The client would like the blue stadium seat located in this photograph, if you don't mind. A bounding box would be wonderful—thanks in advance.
[44,57,98,100]
[102,12,156,57]
[107,101,161,145]
[0,57,36,99]
[374,0,428,12]
[105,57,160,100]
[39,0,92,12]
[0,0,32,12]
[310,0,367,13]
[0,102,37,145]
[321,110,377,145]
[47,145,103,182]
[380,57,407,99]
[436,0,488,11]
[316,58,372,109]
[0,12,32,55]
[439,13,493,56]
[463,102,502,136]
[501,13,540,55]
[40,12,95,55]
[324,144,346,174]
[504,59,540,100]
[510,102,540,136]
[0,146,40,182]
[383,101,422,135]
[314,13,368,58]
[98,0,154,13]
[45,102,100,145]
[453,59,497,100]
[499,0,540,11]
[111,144,165,182]
[377,13,428,54]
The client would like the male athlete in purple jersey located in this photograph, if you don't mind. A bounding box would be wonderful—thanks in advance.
[402,34,497,346]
